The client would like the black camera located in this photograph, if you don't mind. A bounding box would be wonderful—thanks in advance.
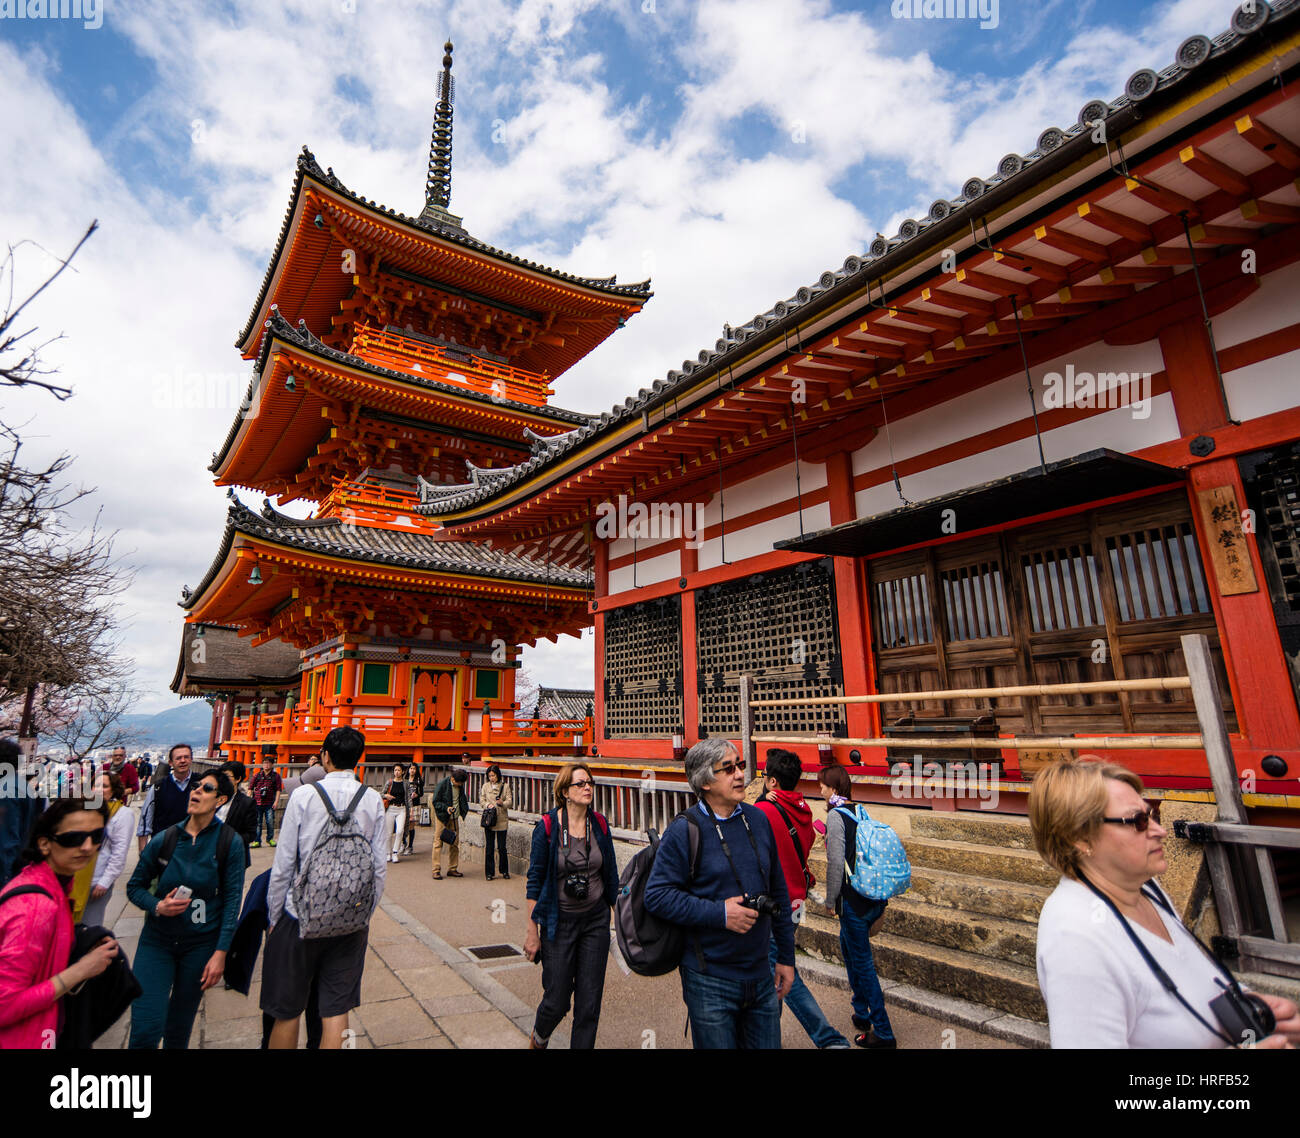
[1210,985,1275,1044]
[563,873,589,901]
[741,893,781,918]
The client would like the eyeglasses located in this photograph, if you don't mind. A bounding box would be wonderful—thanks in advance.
[51,828,105,848]
[569,779,595,790]
[1102,801,1162,833]
[193,783,221,795]
[711,760,741,777]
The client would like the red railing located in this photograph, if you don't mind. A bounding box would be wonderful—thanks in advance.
[350,324,553,406]
[225,709,592,752]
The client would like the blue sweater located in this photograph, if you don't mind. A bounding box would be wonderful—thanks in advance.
[644,802,794,981]
[127,820,246,951]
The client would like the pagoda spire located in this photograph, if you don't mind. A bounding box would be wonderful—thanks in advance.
[419,40,465,233]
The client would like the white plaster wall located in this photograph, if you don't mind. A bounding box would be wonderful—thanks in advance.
[1211,259,1300,352]
[1223,348,1300,423]
[853,396,1179,520]
[607,549,681,595]
[850,339,1165,479]
[696,502,832,570]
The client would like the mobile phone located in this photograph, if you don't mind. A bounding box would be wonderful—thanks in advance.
[173,885,193,901]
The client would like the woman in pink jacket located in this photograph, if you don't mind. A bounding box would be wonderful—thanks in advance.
[0,798,120,1048]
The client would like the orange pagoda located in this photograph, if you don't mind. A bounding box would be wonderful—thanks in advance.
[180,43,649,769]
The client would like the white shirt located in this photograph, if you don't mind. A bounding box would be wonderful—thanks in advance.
[91,805,135,892]
[267,769,389,924]
[1037,875,1229,1048]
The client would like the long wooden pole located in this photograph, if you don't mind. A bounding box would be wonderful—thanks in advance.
[751,733,1204,751]
[749,676,1191,708]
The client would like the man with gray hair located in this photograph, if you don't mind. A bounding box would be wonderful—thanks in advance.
[645,738,795,1048]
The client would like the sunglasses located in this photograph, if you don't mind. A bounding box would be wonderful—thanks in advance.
[192,783,221,795]
[570,779,595,790]
[1102,801,1162,833]
[51,828,105,848]
[712,760,742,777]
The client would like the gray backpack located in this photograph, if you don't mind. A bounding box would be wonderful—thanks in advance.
[293,782,377,939]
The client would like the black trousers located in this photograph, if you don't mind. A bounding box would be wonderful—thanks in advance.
[534,905,610,1049]
[484,829,508,876]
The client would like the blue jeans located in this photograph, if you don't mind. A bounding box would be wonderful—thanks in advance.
[129,925,219,1049]
[255,804,276,842]
[767,937,848,1047]
[839,898,894,1040]
[680,966,782,1049]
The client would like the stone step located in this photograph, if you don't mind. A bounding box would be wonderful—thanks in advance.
[910,810,1035,851]
[907,864,1053,923]
[797,910,1046,1021]
[880,896,1038,968]
[901,835,1060,888]
[1234,970,1300,1006]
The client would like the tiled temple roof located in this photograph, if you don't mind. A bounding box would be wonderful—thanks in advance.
[237,147,652,351]
[413,1,1295,519]
[210,311,593,474]
[181,497,591,610]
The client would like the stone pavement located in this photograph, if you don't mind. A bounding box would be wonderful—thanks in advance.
[94,817,1023,1050]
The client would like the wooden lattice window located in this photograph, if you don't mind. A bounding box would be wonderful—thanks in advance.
[696,560,844,738]
[868,492,1233,734]
[602,596,683,737]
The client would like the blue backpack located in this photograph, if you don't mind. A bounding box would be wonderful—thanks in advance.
[836,806,910,900]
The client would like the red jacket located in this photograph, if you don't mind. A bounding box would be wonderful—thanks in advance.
[756,789,815,902]
[0,861,74,1049]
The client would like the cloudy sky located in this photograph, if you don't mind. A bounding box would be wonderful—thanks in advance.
[1,0,1238,714]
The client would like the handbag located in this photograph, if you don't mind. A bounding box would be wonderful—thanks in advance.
[439,827,457,844]
[419,806,431,826]
[481,805,498,829]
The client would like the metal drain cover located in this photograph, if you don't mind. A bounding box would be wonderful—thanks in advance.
[464,943,522,961]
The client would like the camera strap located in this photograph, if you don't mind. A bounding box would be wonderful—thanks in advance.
[559,807,590,872]
[1077,872,1236,1046]
[705,806,760,898]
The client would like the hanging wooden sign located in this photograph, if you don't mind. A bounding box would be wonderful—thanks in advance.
[1195,485,1258,596]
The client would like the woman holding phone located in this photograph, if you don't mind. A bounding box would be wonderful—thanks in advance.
[127,767,246,1049]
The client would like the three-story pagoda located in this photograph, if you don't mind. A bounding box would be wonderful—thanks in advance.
[180,43,650,768]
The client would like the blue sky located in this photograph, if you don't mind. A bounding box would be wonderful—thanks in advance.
[0,0,1241,718]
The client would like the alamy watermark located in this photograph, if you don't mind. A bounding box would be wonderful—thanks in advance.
[890,758,1000,810]
[594,494,704,549]
[1041,364,1152,421]
[0,0,102,29]
[891,0,999,31]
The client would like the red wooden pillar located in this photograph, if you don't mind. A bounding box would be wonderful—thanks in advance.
[680,535,699,748]
[1162,316,1300,752]
[825,451,876,747]
[593,538,608,750]
[338,650,358,726]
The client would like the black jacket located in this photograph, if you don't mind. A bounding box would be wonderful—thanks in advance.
[225,792,257,867]
[432,777,469,824]
[59,922,143,1049]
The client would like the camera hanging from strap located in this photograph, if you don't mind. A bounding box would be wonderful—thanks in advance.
[1077,871,1243,1046]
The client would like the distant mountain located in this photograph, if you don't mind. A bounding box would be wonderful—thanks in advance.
[117,702,213,753]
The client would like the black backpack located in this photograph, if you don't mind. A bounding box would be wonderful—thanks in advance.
[614,811,703,977]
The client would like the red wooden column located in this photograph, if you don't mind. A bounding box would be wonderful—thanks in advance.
[338,650,358,726]
[680,535,699,747]
[825,450,876,746]
[593,538,609,750]
[1162,316,1300,752]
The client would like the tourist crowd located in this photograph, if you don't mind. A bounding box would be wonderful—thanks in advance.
[2,732,1298,1051]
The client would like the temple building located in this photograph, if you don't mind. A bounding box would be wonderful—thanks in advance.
[180,43,649,768]
[419,7,1300,818]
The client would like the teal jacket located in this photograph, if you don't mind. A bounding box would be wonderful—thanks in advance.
[126,820,246,951]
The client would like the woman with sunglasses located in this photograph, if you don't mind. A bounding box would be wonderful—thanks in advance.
[82,770,135,928]
[523,761,620,1049]
[1030,760,1300,1048]
[0,799,120,1048]
[126,767,247,1049]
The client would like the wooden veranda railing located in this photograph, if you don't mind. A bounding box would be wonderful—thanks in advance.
[738,633,1297,979]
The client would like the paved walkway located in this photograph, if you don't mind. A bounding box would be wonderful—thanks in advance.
[94,820,1022,1050]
